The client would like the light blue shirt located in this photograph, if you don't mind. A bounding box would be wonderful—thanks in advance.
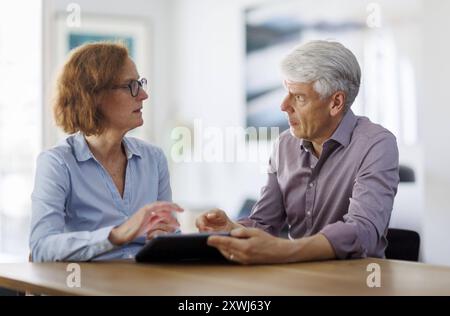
[29,132,172,262]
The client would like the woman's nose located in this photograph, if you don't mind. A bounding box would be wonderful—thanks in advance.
[138,88,148,101]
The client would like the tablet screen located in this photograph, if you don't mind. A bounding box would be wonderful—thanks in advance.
[135,232,230,262]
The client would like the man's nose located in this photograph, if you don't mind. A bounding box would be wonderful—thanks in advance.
[281,95,292,113]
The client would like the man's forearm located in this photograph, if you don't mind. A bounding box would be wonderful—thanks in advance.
[285,233,336,262]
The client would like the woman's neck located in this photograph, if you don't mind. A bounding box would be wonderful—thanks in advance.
[85,130,126,162]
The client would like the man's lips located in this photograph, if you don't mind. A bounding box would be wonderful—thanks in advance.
[133,107,143,113]
[288,119,299,126]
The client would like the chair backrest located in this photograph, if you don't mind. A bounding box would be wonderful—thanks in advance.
[399,164,416,182]
[385,228,420,261]
[237,199,257,219]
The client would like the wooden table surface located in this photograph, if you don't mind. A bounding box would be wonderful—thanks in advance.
[1,258,449,296]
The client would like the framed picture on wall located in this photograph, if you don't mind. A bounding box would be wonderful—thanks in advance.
[54,14,152,140]
[244,3,365,133]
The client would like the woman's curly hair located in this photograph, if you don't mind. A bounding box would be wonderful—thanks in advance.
[53,42,129,135]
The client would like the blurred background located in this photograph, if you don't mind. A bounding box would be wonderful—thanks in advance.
[0,0,449,266]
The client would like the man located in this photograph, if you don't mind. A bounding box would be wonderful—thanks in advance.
[196,40,399,264]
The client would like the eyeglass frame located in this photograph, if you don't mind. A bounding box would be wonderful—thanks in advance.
[111,78,147,97]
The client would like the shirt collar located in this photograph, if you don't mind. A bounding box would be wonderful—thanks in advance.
[300,109,357,152]
[72,133,93,162]
[73,132,142,162]
[300,139,313,152]
[328,109,357,147]
[122,137,142,159]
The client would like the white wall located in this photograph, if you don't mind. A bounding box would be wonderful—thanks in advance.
[170,0,450,265]
[41,0,268,231]
[39,0,450,264]
[420,0,450,266]
[170,0,270,224]
[0,0,43,260]
[43,0,173,147]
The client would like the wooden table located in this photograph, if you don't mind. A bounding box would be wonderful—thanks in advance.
[0,258,449,295]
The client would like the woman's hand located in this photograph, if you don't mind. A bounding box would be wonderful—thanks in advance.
[108,202,183,246]
[146,218,181,239]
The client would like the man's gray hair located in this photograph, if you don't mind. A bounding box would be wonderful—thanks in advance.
[280,40,361,110]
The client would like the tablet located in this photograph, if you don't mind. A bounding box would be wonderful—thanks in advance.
[135,232,230,263]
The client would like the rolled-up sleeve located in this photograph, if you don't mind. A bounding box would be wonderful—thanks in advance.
[30,152,116,262]
[238,138,287,236]
[320,133,400,259]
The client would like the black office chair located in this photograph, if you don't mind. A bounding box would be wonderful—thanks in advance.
[237,198,257,219]
[385,228,420,261]
[399,165,415,182]
[385,164,420,261]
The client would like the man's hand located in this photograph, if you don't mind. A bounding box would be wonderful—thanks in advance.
[108,202,183,246]
[207,227,296,264]
[207,228,336,264]
[196,209,242,233]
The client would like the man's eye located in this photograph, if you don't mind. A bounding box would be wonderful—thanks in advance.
[295,95,305,102]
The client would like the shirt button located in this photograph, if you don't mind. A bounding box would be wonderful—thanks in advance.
[310,165,314,169]
[309,182,314,188]
[307,211,311,216]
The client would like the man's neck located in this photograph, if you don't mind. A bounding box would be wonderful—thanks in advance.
[309,114,345,159]
[311,142,323,159]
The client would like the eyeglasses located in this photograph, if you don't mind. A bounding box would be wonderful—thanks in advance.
[112,78,147,97]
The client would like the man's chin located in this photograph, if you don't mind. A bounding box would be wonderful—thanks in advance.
[289,127,302,139]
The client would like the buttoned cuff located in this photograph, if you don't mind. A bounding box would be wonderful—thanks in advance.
[91,225,117,255]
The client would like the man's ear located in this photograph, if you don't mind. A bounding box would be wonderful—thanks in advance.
[329,91,346,117]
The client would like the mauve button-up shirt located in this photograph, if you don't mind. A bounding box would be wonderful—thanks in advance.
[239,110,400,259]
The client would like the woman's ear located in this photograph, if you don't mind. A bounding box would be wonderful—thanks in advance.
[330,91,346,117]
[95,91,105,110]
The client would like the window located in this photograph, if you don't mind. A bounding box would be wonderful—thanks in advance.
[0,0,42,261]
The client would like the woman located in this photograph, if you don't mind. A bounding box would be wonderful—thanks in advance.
[29,42,182,262]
